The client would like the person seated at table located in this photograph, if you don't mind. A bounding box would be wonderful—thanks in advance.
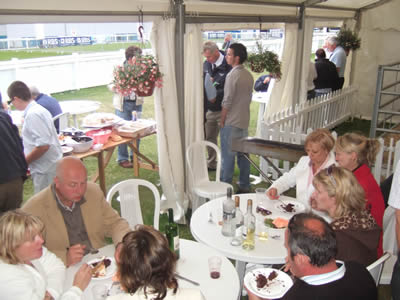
[247,212,377,300]
[335,132,385,257]
[254,75,271,92]
[266,128,336,209]
[22,156,131,267]
[0,210,92,300]
[311,165,380,266]
[109,225,205,300]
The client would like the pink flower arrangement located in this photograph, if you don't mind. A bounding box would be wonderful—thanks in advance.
[112,55,163,97]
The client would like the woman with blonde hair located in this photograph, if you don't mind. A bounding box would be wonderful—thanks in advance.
[267,128,336,209]
[335,132,384,256]
[311,165,380,266]
[109,225,204,300]
[0,210,91,300]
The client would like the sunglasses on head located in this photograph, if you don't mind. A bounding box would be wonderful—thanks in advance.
[326,164,337,187]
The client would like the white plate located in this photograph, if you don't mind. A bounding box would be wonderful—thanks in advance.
[274,200,305,214]
[87,257,116,280]
[61,146,73,155]
[244,268,293,299]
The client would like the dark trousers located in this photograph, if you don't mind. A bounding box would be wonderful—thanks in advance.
[0,177,24,214]
[338,77,345,89]
[392,253,400,300]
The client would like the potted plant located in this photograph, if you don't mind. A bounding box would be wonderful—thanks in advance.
[247,41,282,78]
[112,54,163,97]
[337,27,361,55]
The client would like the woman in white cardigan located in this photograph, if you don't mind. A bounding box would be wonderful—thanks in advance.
[108,225,205,300]
[0,210,91,300]
[266,128,336,210]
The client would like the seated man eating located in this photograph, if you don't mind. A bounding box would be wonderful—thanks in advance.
[23,156,131,266]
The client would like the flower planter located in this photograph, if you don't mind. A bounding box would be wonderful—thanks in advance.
[135,81,155,97]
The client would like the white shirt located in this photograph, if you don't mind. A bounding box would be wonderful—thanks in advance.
[22,101,62,174]
[0,247,82,300]
[301,260,346,285]
[214,51,224,68]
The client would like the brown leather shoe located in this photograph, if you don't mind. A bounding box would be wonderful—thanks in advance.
[119,160,133,168]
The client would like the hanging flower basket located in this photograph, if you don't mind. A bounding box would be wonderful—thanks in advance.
[135,81,155,97]
[246,41,282,78]
[337,27,361,52]
[112,54,163,97]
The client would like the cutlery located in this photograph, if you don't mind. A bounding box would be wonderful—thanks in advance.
[88,247,99,254]
[107,281,120,296]
[175,273,200,286]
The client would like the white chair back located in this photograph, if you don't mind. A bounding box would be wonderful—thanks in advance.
[53,111,70,131]
[367,252,391,286]
[186,141,222,184]
[106,179,161,230]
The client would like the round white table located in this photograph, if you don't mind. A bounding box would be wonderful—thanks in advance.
[65,239,240,300]
[59,100,100,128]
[190,193,300,298]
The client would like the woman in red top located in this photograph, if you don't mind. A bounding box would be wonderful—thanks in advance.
[335,132,384,257]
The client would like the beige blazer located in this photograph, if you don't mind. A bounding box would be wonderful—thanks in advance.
[22,183,131,265]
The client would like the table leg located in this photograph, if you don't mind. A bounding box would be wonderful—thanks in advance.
[97,151,106,196]
[131,139,139,177]
[235,260,246,299]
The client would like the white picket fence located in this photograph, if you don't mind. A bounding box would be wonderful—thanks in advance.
[259,124,400,182]
[264,86,357,134]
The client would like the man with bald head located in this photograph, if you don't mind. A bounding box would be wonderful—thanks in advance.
[22,157,131,266]
[247,212,377,300]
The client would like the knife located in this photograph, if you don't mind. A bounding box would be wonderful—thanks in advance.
[175,273,200,286]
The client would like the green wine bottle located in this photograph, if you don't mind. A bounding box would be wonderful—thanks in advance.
[165,208,180,259]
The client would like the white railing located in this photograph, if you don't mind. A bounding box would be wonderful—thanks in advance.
[264,86,357,134]
[373,138,400,182]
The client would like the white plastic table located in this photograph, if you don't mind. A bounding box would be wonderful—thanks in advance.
[59,100,100,128]
[190,193,301,297]
[65,239,240,300]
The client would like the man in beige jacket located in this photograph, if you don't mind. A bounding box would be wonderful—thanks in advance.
[23,157,131,266]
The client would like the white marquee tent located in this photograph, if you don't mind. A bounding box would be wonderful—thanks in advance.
[1,0,399,220]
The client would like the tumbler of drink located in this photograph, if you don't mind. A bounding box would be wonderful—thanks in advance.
[92,284,107,300]
[208,256,222,279]
[255,188,267,207]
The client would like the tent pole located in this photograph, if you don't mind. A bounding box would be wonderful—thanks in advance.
[293,4,305,108]
[174,0,186,189]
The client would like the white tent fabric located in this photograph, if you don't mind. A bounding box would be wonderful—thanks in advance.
[265,23,299,120]
[150,17,186,221]
[183,23,206,209]
[353,0,400,118]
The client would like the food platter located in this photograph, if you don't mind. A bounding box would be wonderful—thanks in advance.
[87,256,116,280]
[81,113,122,129]
[274,199,305,214]
[244,268,293,299]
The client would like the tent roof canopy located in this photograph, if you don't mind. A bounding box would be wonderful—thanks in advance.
[0,0,387,24]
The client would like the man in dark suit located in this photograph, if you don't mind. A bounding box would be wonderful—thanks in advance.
[202,41,232,170]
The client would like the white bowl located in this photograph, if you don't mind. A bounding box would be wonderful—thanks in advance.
[66,136,93,153]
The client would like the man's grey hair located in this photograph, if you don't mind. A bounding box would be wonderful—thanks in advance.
[326,36,338,46]
[203,41,219,54]
[29,86,40,99]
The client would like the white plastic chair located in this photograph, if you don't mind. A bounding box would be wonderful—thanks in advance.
[53,111,70,131]
[106,179,160,230]
[186,141,233,211]
[367,252,392,286]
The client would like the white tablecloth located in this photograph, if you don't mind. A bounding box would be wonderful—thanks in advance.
[65,239,240,300]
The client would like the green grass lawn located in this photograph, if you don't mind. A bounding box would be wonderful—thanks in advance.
[0,42,150,61]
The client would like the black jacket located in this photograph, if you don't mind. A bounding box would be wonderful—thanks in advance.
[203,52,232,112]
[314,58,340,91]
[0,112,27,184]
